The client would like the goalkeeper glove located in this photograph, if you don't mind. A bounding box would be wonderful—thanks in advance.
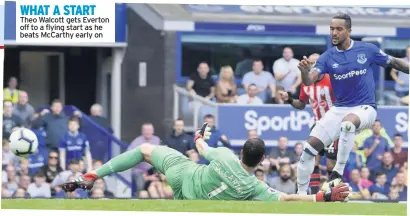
[316,183,351,202]
[194,122,212,142]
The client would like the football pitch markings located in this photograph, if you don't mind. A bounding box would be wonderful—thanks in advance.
[1,199,406,215]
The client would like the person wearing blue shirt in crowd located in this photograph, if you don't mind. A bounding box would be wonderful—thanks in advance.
[370,152,399,184]
[363,120,390,170]
[368,172,390,199]
[59,117,92,172]
[197,114,230,164]
[295,13,409,194]
[163,119,198,162]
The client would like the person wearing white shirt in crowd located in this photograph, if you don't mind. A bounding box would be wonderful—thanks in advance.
[242,59,276,102]
[27,171,51,198]
[273,47,302,96]
[237,84,264,105]
[2,139,16,166]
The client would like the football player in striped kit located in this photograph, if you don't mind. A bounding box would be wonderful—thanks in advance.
[279,53,338,194]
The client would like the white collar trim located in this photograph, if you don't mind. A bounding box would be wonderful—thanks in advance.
[336,40,354,52]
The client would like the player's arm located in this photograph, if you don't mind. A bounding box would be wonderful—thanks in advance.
[254,181,350,202]
[299,53,328,86]
[389,57,409,74]
[194,123,213,157]
[84,140,93,172]
[369,44,409,73]
[280,91,306,110]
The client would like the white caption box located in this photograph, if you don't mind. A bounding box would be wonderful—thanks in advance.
[16,0,116,44]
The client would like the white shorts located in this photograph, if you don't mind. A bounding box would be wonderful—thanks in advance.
[310,105,377,148]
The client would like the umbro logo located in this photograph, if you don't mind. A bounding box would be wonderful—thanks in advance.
[332,63,339,68]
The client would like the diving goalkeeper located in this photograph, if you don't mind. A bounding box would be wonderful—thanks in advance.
[62,123,350,202]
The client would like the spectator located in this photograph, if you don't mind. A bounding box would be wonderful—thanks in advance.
[74,103,113,162]
[272,86,287,104]
[2,185,11,198]
[186,62,215,100]
[59,117,93,171]
[248,129,258,139]
[255,169,266,182]
[144,168,165,199]
[2,170,7,185]
[12,188,30,198]
[3,77,20,104]
[5,164,18,193]
[359,167,373,189]
[159,174,173,199]
[236,84,264,105]
[349,169,370,199]
[13,91,35,127]
[92,178,114,198]
[33,99,69,153]
[369,172,389,200]
[54,175,88,198]
[269,164,296,195]
[27,171,51,198]
[391,133,407,168]
[363,120,390,170]
[215,66,237,103]
[19,175,31,191]
[51,159,82,188]
[2,139,16,167]
[91,188,105,198]
[17,158,30,176]
[272,47,302,96]
[27,148,47,175]
[293,142,303,162]
[39,151,63,185]
[3,100,23,139]
[128,123,161,195]
[371,152,399,183]
[400,95,408,105]
[242,59,276,102]
[391,172,407,201]
[163,119,198,162]
[390,45,409,97]
[235,49,254,77]
[268,136,298,170]
[79,159,86,173]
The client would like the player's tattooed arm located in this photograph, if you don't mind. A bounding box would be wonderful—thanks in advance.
[389,57,409,74]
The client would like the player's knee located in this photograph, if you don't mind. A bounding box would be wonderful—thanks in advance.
[341,121,356,133]
[307,136,325,153]
[140,143,154,156]
[342,114,360,128]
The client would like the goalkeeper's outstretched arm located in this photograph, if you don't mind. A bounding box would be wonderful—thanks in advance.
[194,122,213,157]
[195,137,209,157]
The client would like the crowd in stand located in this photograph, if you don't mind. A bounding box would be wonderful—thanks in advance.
[2,46,408,200]
[2,77,115,199]
[186,46,409,106]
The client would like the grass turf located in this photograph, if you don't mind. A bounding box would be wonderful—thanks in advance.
[1,199,407,215]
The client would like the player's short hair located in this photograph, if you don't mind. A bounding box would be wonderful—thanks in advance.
[242,138,266,167]
[333,13,352,29]
[204,114,214,119]
[394,133,403,138]
[69,116,80,124]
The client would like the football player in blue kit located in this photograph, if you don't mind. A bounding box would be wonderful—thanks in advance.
[296,13,409,195]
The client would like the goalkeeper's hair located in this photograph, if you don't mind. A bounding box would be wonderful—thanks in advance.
[242,138,266,167]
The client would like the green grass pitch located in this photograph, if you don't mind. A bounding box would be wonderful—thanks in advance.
[1,199,407,215]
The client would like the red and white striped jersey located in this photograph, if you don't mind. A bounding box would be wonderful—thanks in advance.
[299,74,335,121]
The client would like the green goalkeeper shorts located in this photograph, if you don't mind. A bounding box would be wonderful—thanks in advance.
[151,146,195,200]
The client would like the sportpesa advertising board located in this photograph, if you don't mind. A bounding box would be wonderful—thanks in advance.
[217,105,408,147]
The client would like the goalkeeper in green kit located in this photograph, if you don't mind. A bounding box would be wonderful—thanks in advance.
[62,123,350,202]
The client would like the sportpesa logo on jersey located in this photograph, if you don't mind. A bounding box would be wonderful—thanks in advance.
[333,69,367,80]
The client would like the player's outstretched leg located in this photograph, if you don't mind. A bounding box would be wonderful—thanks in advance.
[296,137,324,195]
[61,143,154,192]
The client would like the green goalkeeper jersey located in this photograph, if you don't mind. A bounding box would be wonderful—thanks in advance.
[181,147,282,201]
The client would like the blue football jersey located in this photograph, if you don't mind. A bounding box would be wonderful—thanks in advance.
[312,40,391,108]
[59,131,90,166]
